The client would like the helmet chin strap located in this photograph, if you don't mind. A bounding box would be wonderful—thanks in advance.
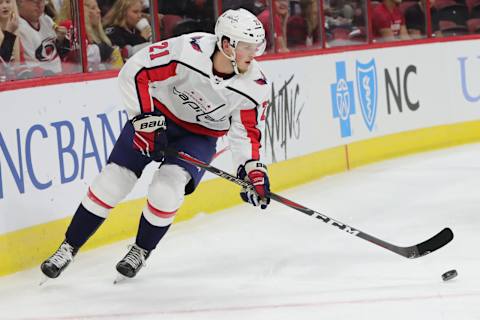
[218,42,241,75]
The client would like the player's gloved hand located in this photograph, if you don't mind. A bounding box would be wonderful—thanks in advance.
[237,161,270,209]
[131,112,167,160]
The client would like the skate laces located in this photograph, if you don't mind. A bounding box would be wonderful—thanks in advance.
[48,243,74,268]
[124,245,148,268]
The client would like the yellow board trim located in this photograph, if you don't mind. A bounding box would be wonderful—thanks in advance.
[347,120,480,168]
[1,120,479,276]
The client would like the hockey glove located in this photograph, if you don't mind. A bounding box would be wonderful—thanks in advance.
[237,161,270,210]
[131,112,167,160]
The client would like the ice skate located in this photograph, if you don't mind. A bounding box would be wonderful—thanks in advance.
[115,244,150,281]
[40,240,78,280]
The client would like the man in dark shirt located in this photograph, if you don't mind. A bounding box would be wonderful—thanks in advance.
[404,0,439,37]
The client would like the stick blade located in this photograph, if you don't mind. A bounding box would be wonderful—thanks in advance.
[405,227,454,258]
[416,227,454,257]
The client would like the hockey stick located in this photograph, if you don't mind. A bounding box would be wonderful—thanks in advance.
[166,149,454,259]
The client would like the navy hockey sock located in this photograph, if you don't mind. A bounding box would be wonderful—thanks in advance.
[65,204,105,248]
[135,214,171,251]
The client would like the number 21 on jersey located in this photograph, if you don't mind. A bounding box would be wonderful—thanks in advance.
[149,42,169,61]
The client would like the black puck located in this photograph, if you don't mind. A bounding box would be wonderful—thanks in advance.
[442,269,458,281]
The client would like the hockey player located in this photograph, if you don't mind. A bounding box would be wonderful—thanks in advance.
[40,8,271,280]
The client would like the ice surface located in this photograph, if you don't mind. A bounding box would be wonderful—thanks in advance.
[0,143,479,320]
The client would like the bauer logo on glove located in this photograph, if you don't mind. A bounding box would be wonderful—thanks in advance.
[131,112,168,160]
[133,114,167,133]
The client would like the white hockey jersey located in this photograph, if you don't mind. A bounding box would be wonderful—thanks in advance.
[18,15,62,74]
[118,32,270,168]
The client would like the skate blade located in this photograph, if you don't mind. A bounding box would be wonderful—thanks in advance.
[39,275,50,286]
[113,273,127,284]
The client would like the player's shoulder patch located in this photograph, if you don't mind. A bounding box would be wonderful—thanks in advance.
[189,35,204,52]
[254,71,268,85]
[229,62,270,106]
[176,33,216,65]
[179,32,215,54]
[246,61,269,86]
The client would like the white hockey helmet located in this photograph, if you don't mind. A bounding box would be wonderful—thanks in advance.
[215,8,266,58]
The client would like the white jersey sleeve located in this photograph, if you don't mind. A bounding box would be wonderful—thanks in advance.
[227,61,270,168]
[227,96,268,167]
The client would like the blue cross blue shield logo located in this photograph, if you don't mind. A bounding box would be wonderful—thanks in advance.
[356,59,378,132]
[331,61,355,138]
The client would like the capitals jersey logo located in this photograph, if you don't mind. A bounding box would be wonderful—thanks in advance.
[254,71,268,85]
[35,37,58,62]
[190,36,203,52]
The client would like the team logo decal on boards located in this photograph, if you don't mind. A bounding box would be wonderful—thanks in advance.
[356,59,378,132]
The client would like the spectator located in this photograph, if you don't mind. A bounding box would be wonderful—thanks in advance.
[170,18,204,36]
[17,0,70,75]
[347,0,368,43]
[56,0,97,71]
[403,0,439,38]
[157,1,187,39]
[324,0,354,25]
[158,13,183,39]
[44,0,57,19]
[223,0,266,15]
[183,0,215,32]
[55,0,70,22]
[351,0,367,28]
[50,0,62,14]
[0,0,22,65]
[84,0,123,69]
[97,0,116,16]
[431,0,468,36]
[323,0,367,44]
[157,0,215,38]
[157,0,188,15]
[287,0,320,48]
[257,0,289,52]
[53,1,82,74]
[103,0,151,60]
[372,0,410,41]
